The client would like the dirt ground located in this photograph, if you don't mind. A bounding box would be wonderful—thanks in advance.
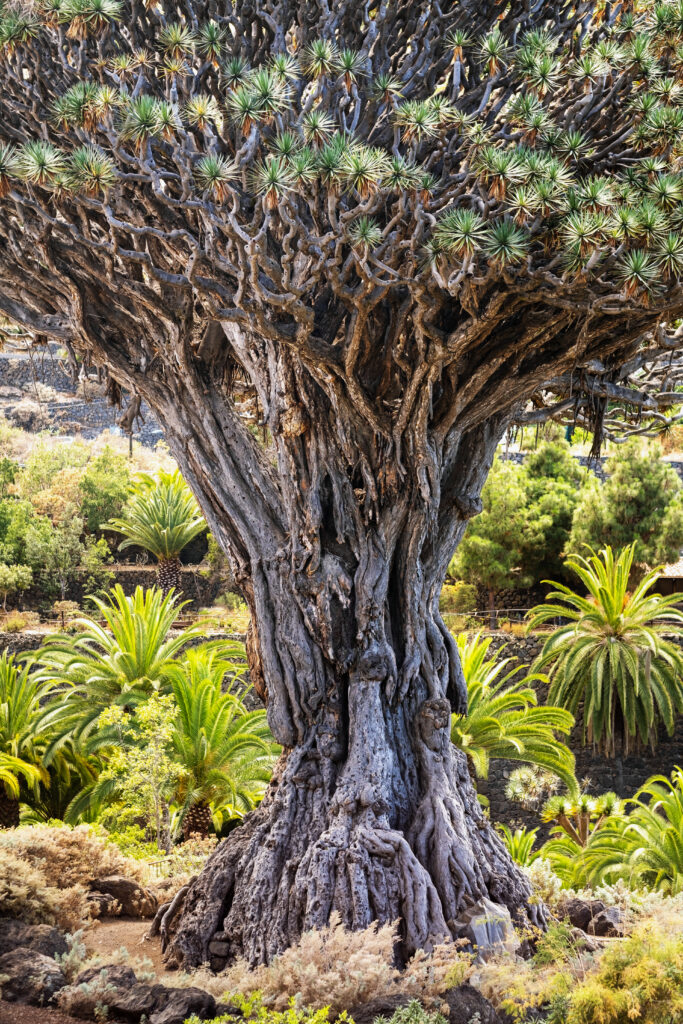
[83,917,175,979]
[0,1005,83,1024]
[0,921,175,1024]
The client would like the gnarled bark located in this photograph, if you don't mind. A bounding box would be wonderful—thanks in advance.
[131,332,542,968]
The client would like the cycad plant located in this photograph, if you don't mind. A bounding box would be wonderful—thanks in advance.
[581,767,683,894]
[108,470,206,593]
[167,645,278,837]
[497,824,539,867]
[35,585,207,745]
[0,653,49,827]
[528,544,683,756]
[451,632,577,793]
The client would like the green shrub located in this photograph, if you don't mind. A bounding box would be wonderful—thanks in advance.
[188,1000,351,1024]
[563,926,683,1024]
[78,447,132,534]
[439,581,477,614]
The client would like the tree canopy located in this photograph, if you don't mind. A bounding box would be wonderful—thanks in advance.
[569,440,683,569]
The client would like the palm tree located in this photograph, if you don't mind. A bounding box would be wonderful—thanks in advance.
[107,470,206,594]
[451,632,577,794]
[528,544,683,756]
[0,652,49,827]
[65,644,277,839]
[167,646,278,837]
[35,585,207,746]
[581,768,683,894]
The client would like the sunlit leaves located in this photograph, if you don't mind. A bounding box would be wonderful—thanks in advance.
[340,144,388,198]
[618,249,659,299]
[62,0,122,38]
[434,208,486,259]
[157,21,195,60]
[195,153,239,202]
[118,95,168,151]
[184,94,224,134]
[222,55,250,91]
[0,142,16,197]
[478,26,508,75]
[226,85,262,135]
[302,38,337,79]
[0,8,40,52]
[334,48,365,92]
[482,219,530,266]
[302,109,335,148]
[196,21,225,67]
[250,155,294,209]
[52,81,100,131]
[14,140,66,186]
[68,145,116,195]
[348,215,382,254]
[394,100,440,143]
[657,231,683,280]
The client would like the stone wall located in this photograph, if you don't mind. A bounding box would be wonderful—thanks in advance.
[479,633,683,829]
[23,565,225,610]
[0,345,162,446]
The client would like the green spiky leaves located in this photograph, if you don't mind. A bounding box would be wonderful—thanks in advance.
[348,216,382,254]
[68,145,116,195]
[14,140,66,186]
[195,153,238,202]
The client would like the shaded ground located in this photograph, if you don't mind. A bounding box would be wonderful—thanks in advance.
[0,1005,83,1024]
[84,918,173,979]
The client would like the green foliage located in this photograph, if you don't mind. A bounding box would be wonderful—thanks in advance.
[451,459,533,599]
[497,824,539,866]
[372,1001,446,1024]
[452,443,584,598]
[528,544,683,755]
[190,999,353,1024]
[0,652,51,801]
[78,447,131,534]
[74,692,180,847]
[451,632,577,792]
[0,498,39,565]
[439,581,477,613]
[24,507,112,600]
[0,561,31,610]
[581,767,683,895]
[538,789,624,888]
[569,441,683,570]
[107,469,205,563]
[0,456,17,498]
[167,645,278,827]
[561,926,683,1024]
[35,585,207,744]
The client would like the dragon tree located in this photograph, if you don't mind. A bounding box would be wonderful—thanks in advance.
[2,0,683,968]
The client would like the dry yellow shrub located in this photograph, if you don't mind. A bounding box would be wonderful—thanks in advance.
[0,847,89,931]
[0,824,145,889]
[176,915,471,1014]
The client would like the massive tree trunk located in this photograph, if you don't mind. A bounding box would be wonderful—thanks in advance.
[129,325,543,969]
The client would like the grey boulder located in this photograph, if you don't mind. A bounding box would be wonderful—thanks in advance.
[0,946,67,1005]
[0,919,68,959]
